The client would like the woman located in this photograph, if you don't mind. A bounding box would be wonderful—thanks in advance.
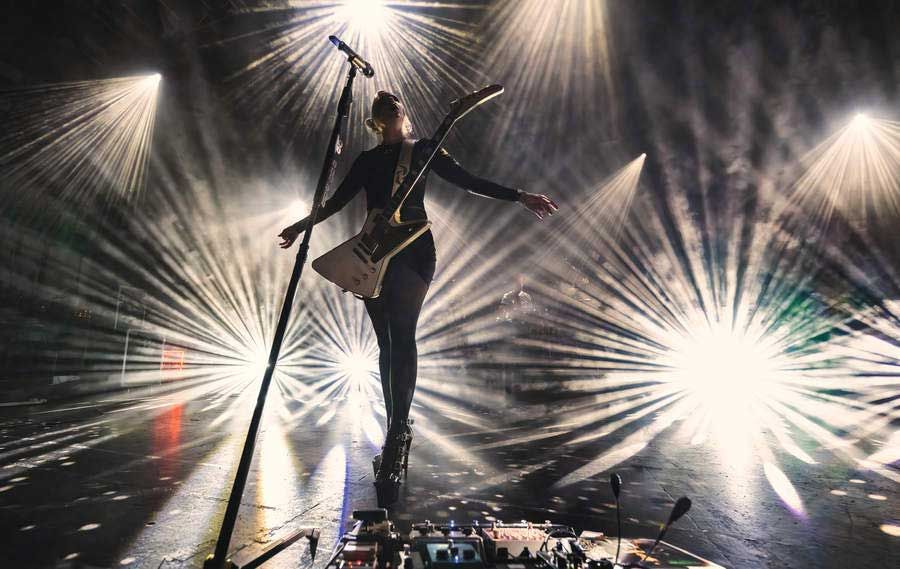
[278,90,557,506]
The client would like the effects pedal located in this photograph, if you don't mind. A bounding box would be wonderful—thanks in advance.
[405,521,487,569]
[328,510,402,569]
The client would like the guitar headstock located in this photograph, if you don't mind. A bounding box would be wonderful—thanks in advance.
[448,84,504,123]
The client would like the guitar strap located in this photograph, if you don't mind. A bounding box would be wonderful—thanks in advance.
[389,138,417,224]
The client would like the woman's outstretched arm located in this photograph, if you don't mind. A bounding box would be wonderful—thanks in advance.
[430,147,558,219]
[278,154,367,248]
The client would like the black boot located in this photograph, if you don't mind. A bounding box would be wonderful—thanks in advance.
[374,424,411,508]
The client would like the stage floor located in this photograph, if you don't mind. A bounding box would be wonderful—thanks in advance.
[1,381,897,568]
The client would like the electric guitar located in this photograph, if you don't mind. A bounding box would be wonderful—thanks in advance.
[311,84,504,298]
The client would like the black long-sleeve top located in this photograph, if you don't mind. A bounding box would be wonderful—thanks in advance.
[297,139,520,282]
[306,139,520,226]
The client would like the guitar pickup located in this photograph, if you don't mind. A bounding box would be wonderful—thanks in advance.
[360,235,377,251]
[352,248,369,264]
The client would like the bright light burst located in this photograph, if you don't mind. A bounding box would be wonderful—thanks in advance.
[214,1,485,149]
[337,349,379,385]
[787,113,900,227]
[479,0,615,150]
[662,320,785,410]
[0,74,161,211]
[338,0,388,36]
[446,115,900,518]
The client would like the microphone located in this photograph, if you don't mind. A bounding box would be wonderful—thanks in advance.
[640,497,691,566]
[328,35,374,77]
[666,496,692,526]
[610,473,623,568]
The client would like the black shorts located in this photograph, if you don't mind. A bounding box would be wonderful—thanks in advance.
[390,229,436,284]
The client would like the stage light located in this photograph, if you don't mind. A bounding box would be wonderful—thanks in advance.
[246,349,270,375]
[339,0,387,37]
[851,112,870,129]
[338,350,378,385]
[785,111,900,225]
[480,0,614,145]
[219,1,482,150]
[0,74,161,210]
[666,323,781,408]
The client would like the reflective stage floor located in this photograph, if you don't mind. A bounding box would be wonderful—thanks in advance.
[1,378,898,569]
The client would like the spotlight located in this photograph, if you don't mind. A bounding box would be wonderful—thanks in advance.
[340,0,388,36]
[244,349,270,376]
[667,323,781,407]
[851,112,870,129]
[338,351,378,385]
[1,74,161,205]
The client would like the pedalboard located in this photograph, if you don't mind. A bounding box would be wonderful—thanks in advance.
[326,510,723,569]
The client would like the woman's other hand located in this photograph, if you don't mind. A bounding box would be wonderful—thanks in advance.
[278,222,304,248]
[518,191,559,220]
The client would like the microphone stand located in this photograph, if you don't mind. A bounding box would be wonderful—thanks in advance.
[203,62,359,569]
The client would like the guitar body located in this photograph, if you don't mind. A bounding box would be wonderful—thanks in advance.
[312,209,431,298]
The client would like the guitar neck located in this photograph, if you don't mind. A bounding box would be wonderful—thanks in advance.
[379,84,504,224]
[381,117,455,223]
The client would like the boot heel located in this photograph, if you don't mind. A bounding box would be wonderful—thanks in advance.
[401,419,414,479]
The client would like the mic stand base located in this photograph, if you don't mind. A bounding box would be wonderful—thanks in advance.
[203,527,320,569]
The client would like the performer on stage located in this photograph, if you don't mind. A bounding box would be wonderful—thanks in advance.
[277,90,557,506]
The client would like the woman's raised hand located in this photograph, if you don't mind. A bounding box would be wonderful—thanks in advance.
[518,191,559,220]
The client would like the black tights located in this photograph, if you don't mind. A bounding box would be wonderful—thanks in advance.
[364,261,430,435]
